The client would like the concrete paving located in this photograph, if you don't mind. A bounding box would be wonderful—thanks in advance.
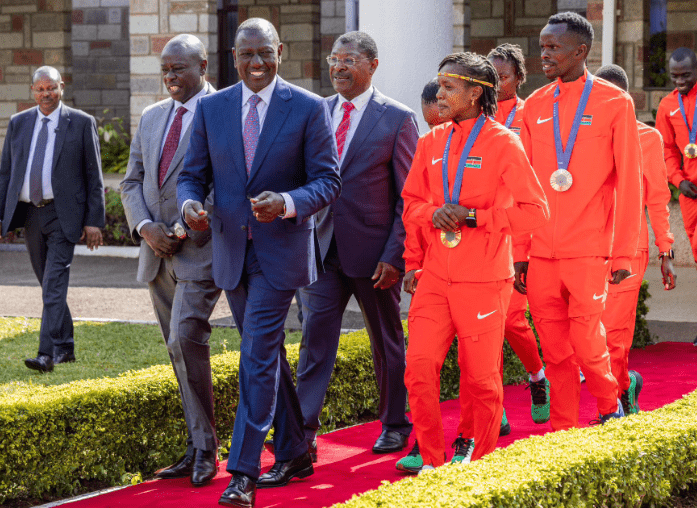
[1,248,695,340]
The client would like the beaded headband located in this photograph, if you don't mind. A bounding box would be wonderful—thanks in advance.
[437,72,495,88]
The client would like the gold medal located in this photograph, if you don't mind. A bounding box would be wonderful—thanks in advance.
[685,143,697,159]
[440,229,462,248]
[550,169,573,192]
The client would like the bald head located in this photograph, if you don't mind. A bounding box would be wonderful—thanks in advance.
[160,34,208,103]
[32,66,61,85]
[234,17,280,48]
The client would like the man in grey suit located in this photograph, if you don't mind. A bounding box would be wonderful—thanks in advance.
[120,34,222,487]
[295,31,418,457]
[0,66,104,373]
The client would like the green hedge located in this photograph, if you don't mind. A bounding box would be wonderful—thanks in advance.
[333,389,697,508]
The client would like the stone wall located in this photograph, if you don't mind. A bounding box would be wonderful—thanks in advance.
[72,0,130,130]
[453,0,470,53]
[0,0,71,148]
[319,0,344,97]
[128,0,218,133]
[237,0,322,95]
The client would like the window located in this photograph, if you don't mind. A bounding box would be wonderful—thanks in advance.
[218,0,239,89]
[648,0,668,87]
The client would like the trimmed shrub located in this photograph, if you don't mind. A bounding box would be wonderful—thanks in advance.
[332,390,697,507]
[103,188,131,246]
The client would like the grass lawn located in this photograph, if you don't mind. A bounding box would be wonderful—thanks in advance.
[0,316,302,390]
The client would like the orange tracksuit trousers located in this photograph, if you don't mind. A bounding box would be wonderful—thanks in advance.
[527,256,619,430]
[406,270,513,467]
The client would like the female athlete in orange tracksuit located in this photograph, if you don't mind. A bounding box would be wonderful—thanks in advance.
[401,52,549,470]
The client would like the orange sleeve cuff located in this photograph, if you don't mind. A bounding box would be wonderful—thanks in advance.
[476,207,491,230]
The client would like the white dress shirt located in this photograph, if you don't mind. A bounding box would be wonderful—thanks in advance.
[332,86,374,166]
[19,103,62,203]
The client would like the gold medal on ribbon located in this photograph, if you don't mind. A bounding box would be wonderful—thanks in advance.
[685,143,697,159]
[440,229,462,248]
[550,168,573,192]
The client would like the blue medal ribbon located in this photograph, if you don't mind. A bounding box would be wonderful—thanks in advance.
[442,114,487,205]
[553,74,594,171]
[504,98,518,129]
[678,93,697,145]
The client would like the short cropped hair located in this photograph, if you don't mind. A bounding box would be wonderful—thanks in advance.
[548,11,594,50]
[333,31,378,60]
[595,64,628,91]
[421,78,440,104]
[235,18,280,47]
[670,47,697,68]
[438,52,499,118]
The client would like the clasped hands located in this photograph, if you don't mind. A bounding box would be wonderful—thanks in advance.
[183,191,285,233]
[432,203,469,231]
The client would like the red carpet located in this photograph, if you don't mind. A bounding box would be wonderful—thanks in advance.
[69,342,697,508]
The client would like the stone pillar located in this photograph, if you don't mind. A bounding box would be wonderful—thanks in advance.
[238,0,322,94]
[0,0,71,147]
[72,0,130,130]
[453,0,470,53]
[319,0,345,97]
[129,0,218,133]
[359,0,453,133]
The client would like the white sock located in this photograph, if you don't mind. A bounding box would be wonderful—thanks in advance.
[529,368,545,382]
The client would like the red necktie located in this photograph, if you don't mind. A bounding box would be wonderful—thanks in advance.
[159,106,186,187]
[335,101,355,158]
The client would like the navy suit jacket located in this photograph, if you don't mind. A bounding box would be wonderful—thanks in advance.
[177,77,341,291]
[0,105,105,243]
[315,89,419,278]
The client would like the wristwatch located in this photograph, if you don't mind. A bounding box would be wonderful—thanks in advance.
[464,208,477,228]
[658,249,674,260]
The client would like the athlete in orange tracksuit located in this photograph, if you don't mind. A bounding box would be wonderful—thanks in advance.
[595,64,676,416]
[656,48,697,267]
[401,52,549,471]
[520,13,642,431]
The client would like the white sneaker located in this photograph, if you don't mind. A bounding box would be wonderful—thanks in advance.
[418,464,435,475]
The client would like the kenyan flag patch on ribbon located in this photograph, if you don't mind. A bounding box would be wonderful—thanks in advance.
[581,114,593,126]
[510,126,521,136]
[465,156,482,169]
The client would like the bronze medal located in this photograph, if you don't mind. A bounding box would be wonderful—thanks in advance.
[685,143,697,159]
[550,168,573,192]
[440,229,462,248]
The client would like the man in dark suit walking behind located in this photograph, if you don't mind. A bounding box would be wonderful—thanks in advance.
[177,18,341,508]
[295,31,418,456]
[120,34,222,487]
[0,66,104,373]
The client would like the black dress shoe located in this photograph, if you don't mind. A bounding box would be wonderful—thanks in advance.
[154,454,194,479]
[219,473,256,507]
[264,439,318,463]
[191,449,218,486]
[256,451,314,489]
[53,352,76,364]
[24,355,53,373]
[372,430,408,454]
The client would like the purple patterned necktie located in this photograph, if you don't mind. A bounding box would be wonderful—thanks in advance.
[29,118,50,206]
[243,95,261,175]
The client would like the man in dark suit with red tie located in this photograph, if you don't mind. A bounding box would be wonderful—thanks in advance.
[177,18,340,508]
[0,66,104,372]
[294,31,419,457]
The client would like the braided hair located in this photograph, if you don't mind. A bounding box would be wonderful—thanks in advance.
[487,43,527,89]
[438,52,499,117]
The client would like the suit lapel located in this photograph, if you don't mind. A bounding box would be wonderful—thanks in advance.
[12,108,38,188]
[340,89,387,171]
[51,105,70,173]
[226,84,247,182]
[149,100,173,187]
[248,78,291,184]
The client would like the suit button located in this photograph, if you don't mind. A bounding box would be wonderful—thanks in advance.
[330,211,334,216]
[241,225,246,231]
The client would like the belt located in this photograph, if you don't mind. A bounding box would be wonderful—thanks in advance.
[33,199,54,208]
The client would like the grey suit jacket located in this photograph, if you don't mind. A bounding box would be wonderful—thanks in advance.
[120,84,216,284]
[0,104,105,242]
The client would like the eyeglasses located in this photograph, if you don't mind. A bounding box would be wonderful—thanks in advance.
[326,56,369,67]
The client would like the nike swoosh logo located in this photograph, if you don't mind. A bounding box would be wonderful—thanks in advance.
[537,116,553,124]
[432,157,442,165]
[592,293,605,300]
[477,310,497,319]
[670,108,680,116]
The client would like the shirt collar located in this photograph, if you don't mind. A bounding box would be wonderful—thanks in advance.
[555,67,589,93]
[38,102,61,123]
[174,82,210,114]
[337,86,374,113]
[242,76,278,107]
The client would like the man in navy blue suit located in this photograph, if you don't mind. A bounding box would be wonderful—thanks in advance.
[295,31,418,457]
[177,18,341,508]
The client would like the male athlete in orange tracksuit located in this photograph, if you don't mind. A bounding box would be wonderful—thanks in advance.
[656,49,697,266]
[403,112,549,468]
[521,64,642,430]
[603,119,675,414]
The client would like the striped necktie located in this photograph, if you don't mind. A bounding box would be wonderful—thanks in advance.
[335,101,355,159]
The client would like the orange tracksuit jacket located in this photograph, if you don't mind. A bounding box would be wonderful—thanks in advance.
[520,70,642,273]
[656,82,697,263]
[604,121,673,392]
[402,116,548,466]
